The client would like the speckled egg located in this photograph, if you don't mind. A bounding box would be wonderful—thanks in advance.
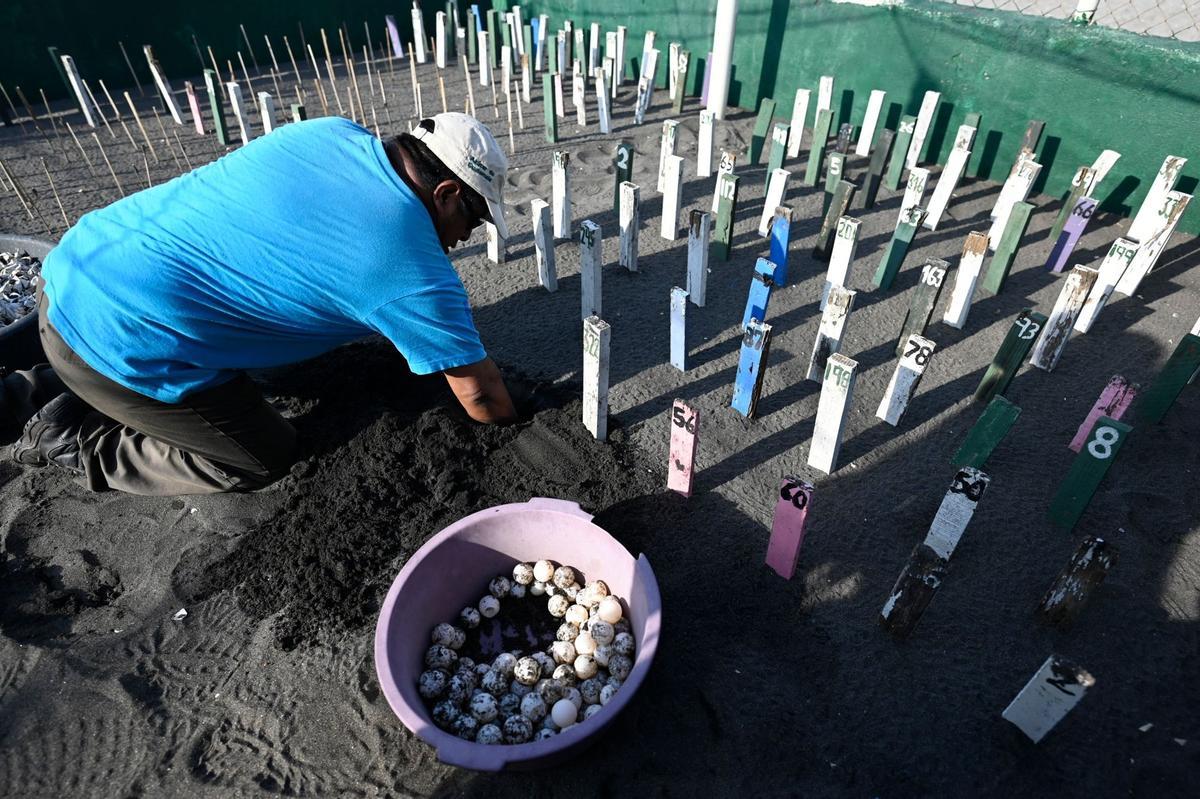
[552,565,576,590]
[592,644,612,667]
[555,622,579,643]
[551,698,579,729]
[529,580,547,596]
[449,628,467,650]
[606,676,623,690]
[535,727,557,740]
[574,631,597,656]
[533,560,555,583]
[476,723,503,744]
[612,631,635,657]
[544,582,561,597]
[547,594,570,618]
[489,575,512,598]
[469,692,499,722]
[563,686,583,710]
[541,714,559,731]
[431,622,459,647]
[565,604,589,625]
[509,583,527,599]
[512,562,535,585]
[474,662,492,679]
[498,692,521,718]
[425,645,457,671]
[492,652,517,678]
[418,669,448,699]
[599,683,619,706]
[481,668,509,696]
[520,692,548,722]
[478,595,500,618]
[579,677,603,705]
[538,677,568,704]
[457,656,476,673]
[613,619,632,636]
[531,651,556,675]
[502,714,534,744]
[552,663,576,685]
[584,703,603,720]
[597,596,624,624]
[573,654,598,680]
[564,584,580,601]
[432,699,460,728]
[510,679,533,697]
[607,653,632,681]
[550,640,576,664]
[589,620,615,646]
[451,714,478,740]
[446,673,473,704]
[459,606,481,629]
[514,656,541,685]
[585,579,609,599]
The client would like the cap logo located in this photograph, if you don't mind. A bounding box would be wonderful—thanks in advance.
[465,155,496,185]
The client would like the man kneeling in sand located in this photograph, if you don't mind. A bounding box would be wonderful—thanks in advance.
[1,113,516,495]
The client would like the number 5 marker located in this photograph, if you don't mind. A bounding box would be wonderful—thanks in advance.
[765,477,814,579]
[667,399,699,496]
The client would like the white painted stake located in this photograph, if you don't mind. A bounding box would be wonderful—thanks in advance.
[583,315,611,441]
[786,88,811,159]
[822,217,861,310]
[1030,266,1099,371]
[1113,191,1191,296]
[435,12,448,68]
[711,149,735,213]
[687,211,711,307]
[877,334,936,426]
[668,42,680,99]
[924,124,976,229]
[619,181,640,272]
[580,220,602,320]
[143,46,184,125]
[988,155,1041,248]
[670,288,688,372]
[900,167,929,220]
[661,155,684,241]
[537,15,549,71]
[906,90,940,168]
[1075,238,1139,334]
[817,75,834,115]
[60,55,96,127]
[698,110,715,178]
[923,467,991,559]
[554,71,565,119]
[657,119,679,192]
[412,7,428,63]
[552,150,571,239]
[1128,155,1186,242]
[486,221,507,264]
[257,92,277,133]
[227,82,253,144]
[594,71,610,134]
[573,68,586,127]
[479,32,491,86]
[943,231,989,329]
[808,353,858,475]
[531,199,558,291]
[1089,149,1121,190]
[615,26,627,86]
[807,286,856,383]
[641,30,657,77]
[706,0,736,120]
[759,169,790,236]
[590,23,601,74]
[854,89,886,157]
[1002,655,1095,744]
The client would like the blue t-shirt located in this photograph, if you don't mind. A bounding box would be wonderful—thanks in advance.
[41,117,486,403]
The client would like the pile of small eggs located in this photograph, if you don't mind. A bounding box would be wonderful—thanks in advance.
[417,559,636,745]
[0,250,40,326]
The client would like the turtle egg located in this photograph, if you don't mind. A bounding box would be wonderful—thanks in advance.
[550,640,576,664]
[599,683,619,706]
[511,680,533,697]
[431,622,458,647]
[503,714,534,744]
[556,622,580,642]
[574,631,597,656]
[564,584,580,600]
[459,607,481,629]
[481,669,508,696]
[538,678,568,704]
[531,651,556,674]
[589,620,615,646]
[530,580,547,596]
[541,714,559,731]
[489,575,512,598]
[612,632,635,657]
[551,698,579,729]
[492,652,518,678]
[457,657,476,673]
[520,692,548,722]
[476,723,503,745]
[514,656,541,685]
[553,664,577,685]
[584,703,604,720]
[498,692,521,717]
[425,645,457,670]
[613,619,632,636]
[592,644,612,667]
[574,654,598,680]
[509,583,527,599]
[579,677,603,705]
[451,715,478,740]
[446,674,473,704]
[512,562,535,585]
[548,594,571,618]
[469,692,499,722]
[552,565,576,590]
[432,699,460,728]
[536,727,557,740]
[585,579,610,599]
[449,628,467,650]
[544,583,561,597]
[563,686,583,710]
[418,669,449,699]
[598,596,624,624]
[478,595,500,618]
[533,560,555,582]
[565,604,589,625]
[474,663,492,679]
[608,654,632,681]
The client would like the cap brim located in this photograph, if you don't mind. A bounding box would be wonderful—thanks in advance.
[486,197,510,240]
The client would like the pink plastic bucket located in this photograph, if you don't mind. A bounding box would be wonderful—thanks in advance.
[373,497,662,771]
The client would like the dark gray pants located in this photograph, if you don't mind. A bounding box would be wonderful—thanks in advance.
[5,295,297,495]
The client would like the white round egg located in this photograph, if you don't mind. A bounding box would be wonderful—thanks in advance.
[512,562,535,585]
[551,698,578,729]
[574,631,597,656]
[573,654,598,680]
[547,594,570,618]
[533,560,555,583]
[565,604,589,625]
[597,596,623,624]
[552,565,576,590]
[478,595,500,618]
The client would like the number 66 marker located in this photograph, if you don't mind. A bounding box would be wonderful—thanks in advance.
[1048,416,1131,531]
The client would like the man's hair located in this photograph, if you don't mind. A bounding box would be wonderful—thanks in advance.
[394,120,490,221]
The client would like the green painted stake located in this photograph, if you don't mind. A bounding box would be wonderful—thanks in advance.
[980,201,1034,296]
[1048,416,1131,531]
[765,122,789,187]
[803,108,833,187]
[291,103,307,122]
[1135,334,1200,425]
[813,179,856,261]
[749,97,777,165]
[613,142,633,213]
[468,11,478,64]
[974,309,1048,403]
[47,46,70,95]
[861,128,894,210]
[204,69,229,147]
[952,396,1021,470]
[713,173,739,262]
[672,50,690,114]
[885,114,916,191]
[894,259,948,356]
[964,112,984,178]
[501,18,512,50]
[487,11,500,68]
[1049,166,1095,243]
[873,207,924,290]
[543,74,557,143]
[823,151,846,216]
[523,25,533,62]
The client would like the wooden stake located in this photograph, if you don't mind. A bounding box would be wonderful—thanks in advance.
[583,315,611,440]
[59,54,96,127]
[486,221,506,264]
[758,168,790,237]
[768,207,792,287]
[855,89,886,157]
[667,399,699,495]
[552,150,571,239]
[697,109,715,178]
[143,45,185,124]
[878,334,936,426]
[687,211,711,306]
[613,142,633,213]
[923,467,989,560]
[809,353,858,474]
[204,70,230,146]
[123,92,159,161]
[1134,334,1200,425]
[822,217,861,309]
[657,119,678,192]
[713,172,738,262]
[1002,655,1094,743]
[765,477,814,579]
[579,220,602,320]
[92,131,124,196]
[284,35,303,85]
[1127,154,1186,242]
[118,40,145,96]
[1069,375,1138,452]
[64,122,98,178]
[980,201,1035,295]
[670,287,688,371]
[885,115,916,191]
[813,180,856,262]
[711,149,736,213]
[1046,196,1096,274]
[619,181,640,272]
[742,258,777,329]
[1048,416,1131,531]
[531,198,557,291]
[1113,191,1191,296]
[802,108,832,187]
[731,318,772,418]
[660,155,683,240]
[806,285,856,383]
[988,155,1041,248]
[952,396,1020,469]
[974,309,1048,403]
[906,91,940,168]
[1030,265,1099,371]
[765,122,788,183]
[880,544,947,638]
[1038,537,1116,627]
[861,128,895,210]
[873,206,925,290]
[786,88,811,159]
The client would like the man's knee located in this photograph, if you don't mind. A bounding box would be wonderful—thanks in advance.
[225,425,298,491]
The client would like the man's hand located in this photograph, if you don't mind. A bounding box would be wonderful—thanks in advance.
[443,357,518,424]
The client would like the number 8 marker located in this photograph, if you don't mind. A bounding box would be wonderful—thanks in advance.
[1048,416,1131,531]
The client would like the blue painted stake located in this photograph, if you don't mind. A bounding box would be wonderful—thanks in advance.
[742,258,777,329]
[768,207,792,287]
[731,319,773,418]
[472,5,483,35]
[670,287,688,371]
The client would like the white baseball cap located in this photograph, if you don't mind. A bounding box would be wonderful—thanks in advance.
[411,112,511,239]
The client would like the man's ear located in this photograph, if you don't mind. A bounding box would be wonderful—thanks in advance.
[431,179,462,210]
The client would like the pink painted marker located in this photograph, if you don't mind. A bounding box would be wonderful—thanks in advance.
[1068,375,1138,452]
[184,81,204,136]
[765,477,814,579]
[667,399,699,496]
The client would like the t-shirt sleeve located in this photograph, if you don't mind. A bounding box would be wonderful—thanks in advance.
[365,283,487,374]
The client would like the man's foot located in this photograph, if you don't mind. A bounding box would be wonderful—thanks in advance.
[11,393,87,474]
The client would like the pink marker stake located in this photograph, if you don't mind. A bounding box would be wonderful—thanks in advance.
[185,81,204,135]
[667,399,699,496]
[766,477,814,579]
[1068,375,1138,452]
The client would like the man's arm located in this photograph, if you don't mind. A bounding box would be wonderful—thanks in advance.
[443,356,518,424]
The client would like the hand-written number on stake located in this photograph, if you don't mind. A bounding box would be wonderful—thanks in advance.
[1111,243,1136,264]
[907,173,926,192]
[584,331,600,357]
[718,152,734,173]
[900,120,915,133]
[780,479,809,509]
[614,146,630,171]
[580,226,596,247]
[1087,425,1121,459]
[772,126,788,145]
[1072,200,1095,218]
[949,470,985,501]
[671,406,697,434]
[904,341,932,366]
[720,176,736,201]
[921,268,944,288]
[829,158,842,177]
[554,151,568,168]
[824,361,851,389]
[836,219,855,239]
[1014,316,1041,340]
[742,324,766,350]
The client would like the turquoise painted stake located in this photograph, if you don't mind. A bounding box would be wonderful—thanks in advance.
[487,11,500,68]
[203,69,229,147]
[974,309,1048,403]
[468,10,477,64]
[872,207,925,290]
[803,108,833,187]
[1135,334,1200,425]
[952,396,1021,469]
[861,128,895,210]
[749,97,777,164]
[769,207,792,287]
[543,74,557,143]
[766,122,789,186]
[731,319,773,418]
[713,172,739,262]
[813,179,856,261]
[823,151,846,216]
[885,114,916,191]
[670,286,688,371]
[894,259,948,356]
[1048,417,1131,531]
[742,258,777,329]
[613,142,633,213]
